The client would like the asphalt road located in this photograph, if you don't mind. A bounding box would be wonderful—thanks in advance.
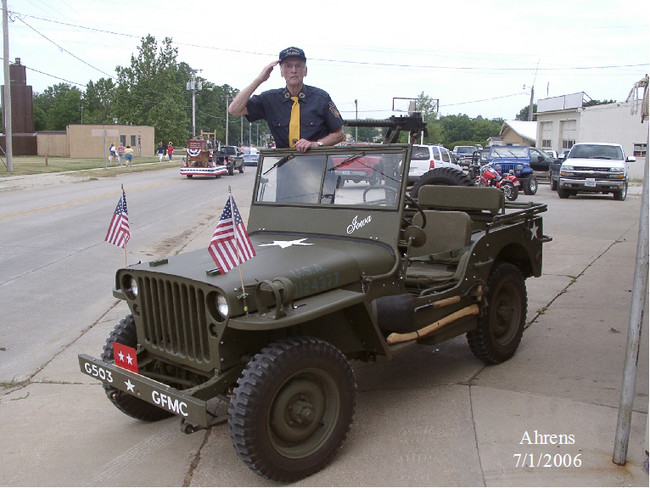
[0,167,647,486]
[0,166,256,382]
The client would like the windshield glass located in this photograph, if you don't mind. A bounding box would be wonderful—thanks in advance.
[256,148,406,208]
[568,144,623,160]
[456,146,475,154]
[491,146,529,158]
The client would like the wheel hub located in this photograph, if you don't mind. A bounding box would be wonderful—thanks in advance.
[270,378,325,444]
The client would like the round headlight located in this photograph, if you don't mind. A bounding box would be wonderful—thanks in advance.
[129,277,138,297]
[216,294,229,319]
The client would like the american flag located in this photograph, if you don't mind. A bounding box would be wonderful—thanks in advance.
[105,189,130,249]
[209,194,256,273]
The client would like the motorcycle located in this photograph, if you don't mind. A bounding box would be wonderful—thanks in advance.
[468,154,520,201]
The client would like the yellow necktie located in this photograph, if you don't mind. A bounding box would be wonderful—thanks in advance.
[289,96,300,147]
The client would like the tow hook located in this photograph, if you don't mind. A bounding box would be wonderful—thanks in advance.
[180,419,201,435]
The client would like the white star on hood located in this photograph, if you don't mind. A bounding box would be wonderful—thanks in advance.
[259,238,313,249]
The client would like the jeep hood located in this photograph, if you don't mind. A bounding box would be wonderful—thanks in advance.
[124,233,395,302]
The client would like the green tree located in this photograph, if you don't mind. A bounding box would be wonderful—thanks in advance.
[113,35,189,146]
[33,83,82,130]
[583,99,616,107]
[82,78,116,124]
[516,104,537,121]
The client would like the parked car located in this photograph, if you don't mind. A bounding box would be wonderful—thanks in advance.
[243,153,259,166]
[408,145,464,184]
[556,142,635,200]
[452,145,477,167]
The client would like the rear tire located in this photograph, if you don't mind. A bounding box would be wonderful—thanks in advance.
[229,337,357,482]
[467,263,527,364]
[101,316,173,422]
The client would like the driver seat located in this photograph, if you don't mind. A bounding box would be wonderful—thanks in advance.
[405,210,473,286]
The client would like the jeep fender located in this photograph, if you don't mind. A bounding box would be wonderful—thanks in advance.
[226,288,389,358]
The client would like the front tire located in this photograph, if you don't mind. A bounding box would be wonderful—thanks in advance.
[229,337,357,482]
[523,176,538,195]
[613,181,627,201]
[501,182,519,201]
[467,263,527,364]
[101,316,173,422]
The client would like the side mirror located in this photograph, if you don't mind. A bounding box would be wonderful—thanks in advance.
[626,156,637,162]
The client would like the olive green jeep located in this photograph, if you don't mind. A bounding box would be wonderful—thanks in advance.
[79,118,549,482]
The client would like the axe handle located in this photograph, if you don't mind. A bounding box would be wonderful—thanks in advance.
[387,304,480,345]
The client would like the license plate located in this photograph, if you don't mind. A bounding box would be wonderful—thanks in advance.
[585,178,596,187]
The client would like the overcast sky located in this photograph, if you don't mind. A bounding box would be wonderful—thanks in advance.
[4,0,649,122]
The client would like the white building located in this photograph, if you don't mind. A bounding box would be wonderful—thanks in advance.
[535,92,648,179]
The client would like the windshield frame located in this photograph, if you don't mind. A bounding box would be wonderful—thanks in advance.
[253,145,409,209]
[248,144,412,247]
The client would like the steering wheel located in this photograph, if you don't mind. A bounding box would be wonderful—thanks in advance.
[362,184,398,205]
[404,193,426,228]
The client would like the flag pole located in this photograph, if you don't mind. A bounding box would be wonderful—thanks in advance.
[229,186,249,314]
[122,184,127,267]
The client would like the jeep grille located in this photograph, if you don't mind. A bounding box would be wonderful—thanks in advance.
[138,276,210,363]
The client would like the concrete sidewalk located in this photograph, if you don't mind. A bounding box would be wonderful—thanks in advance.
[0,187,648,486]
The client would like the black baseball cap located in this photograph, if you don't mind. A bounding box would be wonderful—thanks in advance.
[279,47,306,63]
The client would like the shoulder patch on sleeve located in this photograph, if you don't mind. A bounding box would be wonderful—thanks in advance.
[329,102,341,119]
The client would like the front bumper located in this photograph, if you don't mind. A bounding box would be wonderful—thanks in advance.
[78,354,211,427]
[559,177,625,192]
[180,166,228,177]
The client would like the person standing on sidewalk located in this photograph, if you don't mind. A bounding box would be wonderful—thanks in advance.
[167,141,174,161]
[228,46,345,152]
[157,142,164,162]
[124,145,134,167]
[117,143,125,165]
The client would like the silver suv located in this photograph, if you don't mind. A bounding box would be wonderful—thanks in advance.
[558,142,635,200]
[408,145,464,184]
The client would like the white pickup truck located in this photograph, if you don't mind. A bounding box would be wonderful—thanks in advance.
[557,142,636,201]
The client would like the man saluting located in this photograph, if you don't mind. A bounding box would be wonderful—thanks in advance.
[228,47,346,152]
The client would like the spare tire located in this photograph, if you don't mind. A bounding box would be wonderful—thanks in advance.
[410,167,475,198]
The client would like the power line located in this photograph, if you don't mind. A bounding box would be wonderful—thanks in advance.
[9,9,649,75]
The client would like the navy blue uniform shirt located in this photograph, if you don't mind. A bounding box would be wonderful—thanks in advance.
[246,85,343,148]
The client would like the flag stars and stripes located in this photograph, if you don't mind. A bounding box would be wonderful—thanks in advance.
[105,189,130,249]
[209,194,256,273]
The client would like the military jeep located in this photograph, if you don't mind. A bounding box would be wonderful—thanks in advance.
[79,118,549,482]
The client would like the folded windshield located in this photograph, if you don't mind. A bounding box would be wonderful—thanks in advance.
[256,148,407,208]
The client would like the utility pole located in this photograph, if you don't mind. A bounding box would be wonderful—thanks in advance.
[186,69,202,137]
[2,0,13,172]
[225,96,229,146]
[528,85,535,121]
[354,99,358,142]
